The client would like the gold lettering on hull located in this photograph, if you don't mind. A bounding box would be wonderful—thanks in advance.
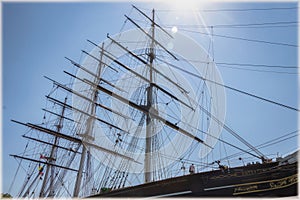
[233,174,297,195]
[269,175,297,189]
[234,185,258,194]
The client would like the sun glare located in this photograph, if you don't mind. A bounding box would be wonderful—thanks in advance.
[162,0,211,37]
[171,0,203,11]
[171,26,178,33]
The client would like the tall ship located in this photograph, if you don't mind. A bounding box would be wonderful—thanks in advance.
[8,4,298,198]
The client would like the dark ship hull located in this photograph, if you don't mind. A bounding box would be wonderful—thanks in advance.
[92,162,297,197]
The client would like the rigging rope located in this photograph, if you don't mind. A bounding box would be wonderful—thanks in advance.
[217,65,298,75]
[215,62,297,69]
[153,6,298,12]
[156,57,299,112]
[180,29,298,47]
[165,21,298,28]
[156,56,297,69]
[219,130,299,162]
[8,142,29,194]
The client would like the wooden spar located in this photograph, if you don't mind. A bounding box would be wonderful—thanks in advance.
[46,96,130,134]
[87,39,194,110]
[105,37,149,65]
[87,40,147,80]
[93,37,187,94]
[153,83,194,111]
[42,108,75,123]
[79,78,210,147]
[22,135,81,154]
[93,50,150,83]
[64,57,124,92]
[12,119,82,143]
[103,36,190,96]
[81,50,118,73]
[12,120,139,163]
[45,95,131,135]
[132,5,173,39]
[95,101,131,120]
[69,72,209,146]
[69,71,205,145]
[10,154,79,172]
[124,15,178,61]
[44,75,130,120]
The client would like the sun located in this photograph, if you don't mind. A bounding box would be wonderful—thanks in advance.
[161,0,211,36]
[171,26,178,33]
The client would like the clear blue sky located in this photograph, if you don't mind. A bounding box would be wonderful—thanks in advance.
[2,1,298,196]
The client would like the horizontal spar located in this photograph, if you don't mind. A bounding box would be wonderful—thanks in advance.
[105,36,189,94]
[42,108,75,123]
[81,50,118,73]
[65,56,124,92]
[132,5,174,39]
[12,119,139,163]
[124,15,178,60]
[22,135,82,154]
[45,75,130,120]
[12,119,82,143]
[10,154,79,172]
[85,79,210,147]
[60,65,208,146]
[45,95,131,135]
[88,39,193,110]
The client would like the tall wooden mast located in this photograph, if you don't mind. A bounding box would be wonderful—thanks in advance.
[73,43,105,197]
[39,97,67,197]
[145,9,155,183]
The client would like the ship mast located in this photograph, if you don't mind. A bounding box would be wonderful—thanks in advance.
[145,9,155,183]
[73,43,104,197]
[39,97,67,197]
